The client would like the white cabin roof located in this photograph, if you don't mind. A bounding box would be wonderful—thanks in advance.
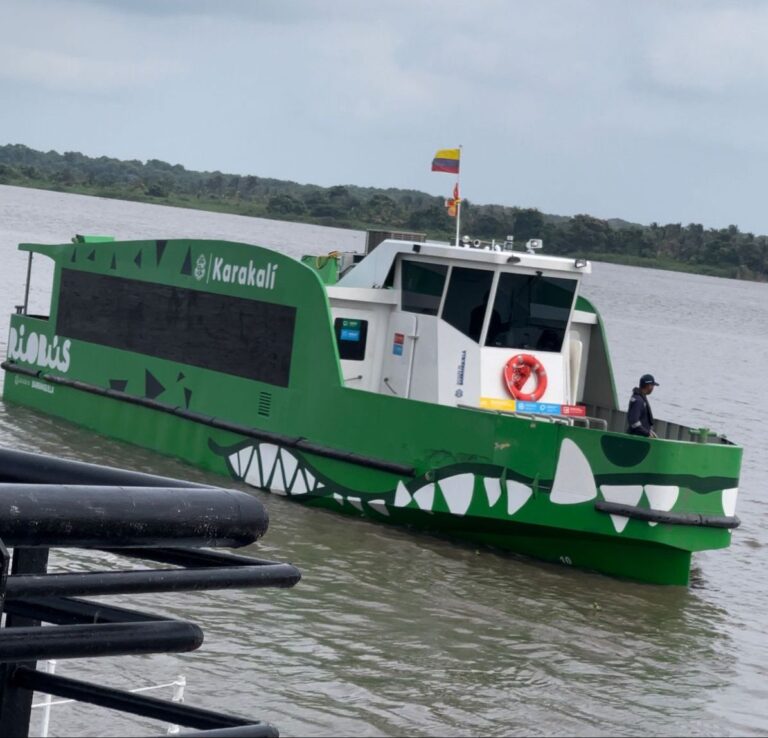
[336,238,591,289]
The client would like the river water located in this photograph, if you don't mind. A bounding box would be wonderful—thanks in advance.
[1,184,767,737]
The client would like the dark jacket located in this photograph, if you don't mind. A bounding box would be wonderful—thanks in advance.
[627,388,654,436]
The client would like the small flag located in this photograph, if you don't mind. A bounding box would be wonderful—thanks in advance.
[444,183,461,217]
[431,148,460,174]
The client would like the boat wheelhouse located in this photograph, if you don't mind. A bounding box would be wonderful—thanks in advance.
[2,231,742,585]
[323,233,609,417]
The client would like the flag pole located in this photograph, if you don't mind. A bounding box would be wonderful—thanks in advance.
[454,145,462,247]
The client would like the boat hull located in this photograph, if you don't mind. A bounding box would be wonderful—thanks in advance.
[3,358,739,586]
[1,237,742,586]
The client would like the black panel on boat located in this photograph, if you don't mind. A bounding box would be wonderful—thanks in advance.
[334,317,368,361]
[57,269,296,386]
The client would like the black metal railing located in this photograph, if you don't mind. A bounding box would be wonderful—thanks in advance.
[0,447,301,737]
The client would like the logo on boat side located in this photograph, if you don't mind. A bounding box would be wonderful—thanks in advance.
[194,254,207,281]
[8,325,71,372]
[456,350,467,386]
[199,253,279,290]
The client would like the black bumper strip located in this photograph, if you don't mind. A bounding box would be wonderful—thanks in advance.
[2,361,415,477]
[595,500,740,529]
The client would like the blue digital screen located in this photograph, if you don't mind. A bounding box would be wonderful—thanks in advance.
[340,328,360,342]
[334,317,368,361]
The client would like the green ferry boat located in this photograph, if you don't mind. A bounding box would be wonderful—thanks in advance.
[1,231,742,585]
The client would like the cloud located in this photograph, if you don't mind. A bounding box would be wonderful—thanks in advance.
[643,5,768,96]
[0,46,182,93]
[4,0,768,232]
[1,0,185,94]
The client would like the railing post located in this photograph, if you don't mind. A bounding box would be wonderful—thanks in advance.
[0,546,50,738]
[38,661,56,738]
[167,676,187,735]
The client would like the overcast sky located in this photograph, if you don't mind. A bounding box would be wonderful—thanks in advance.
[3,0,768,234]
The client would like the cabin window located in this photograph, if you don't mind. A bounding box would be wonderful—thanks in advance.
[16,252,55,321]
[485,272,576,352]
[441,267,495,342]
[57,269,296,387]
[383,263,396,288]
[334,317,368,361]
[401,261,448,315]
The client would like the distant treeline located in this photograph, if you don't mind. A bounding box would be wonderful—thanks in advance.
[1,143,766,281]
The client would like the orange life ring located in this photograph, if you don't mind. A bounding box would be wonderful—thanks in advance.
[503,353,548,402]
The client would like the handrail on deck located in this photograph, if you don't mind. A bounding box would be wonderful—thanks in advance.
[458,403,608,430]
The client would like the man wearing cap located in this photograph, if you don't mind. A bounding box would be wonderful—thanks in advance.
[626,374,660,437]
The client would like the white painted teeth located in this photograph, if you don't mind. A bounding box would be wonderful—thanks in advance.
[281,453,299,490]
[240,443,277,488]
[483,478,531,514]
[550,438,597,504]
[721,487,738,517]
[600,485,643,506]
[506,481,532,515]
[397,475,531,517]
[413,483,435,511]
[290,469,310,496]
[231,444,323,495]
[231,445,537,520]
[598,484,680,531]
[439,474,474,515]
[234,447,253,477]
[483,478,501,508]
[644,485,679,526]
[600,485,643,533]
[368,499,389,516]
[230,441,729,540]
[394,481,412,507]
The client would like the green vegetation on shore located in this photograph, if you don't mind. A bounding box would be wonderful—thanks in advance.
[1,143,766,281]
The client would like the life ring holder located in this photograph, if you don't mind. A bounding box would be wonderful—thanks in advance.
[503,353,548,402]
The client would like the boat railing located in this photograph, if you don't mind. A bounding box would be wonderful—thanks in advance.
[459,404,608,431]
[31,660,187,736]
[0,446,301,738]
[583,404,734,444]
[513,412,607,431]
[465,402,730,442]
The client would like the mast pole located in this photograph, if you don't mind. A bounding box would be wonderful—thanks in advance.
[454,145,462,247]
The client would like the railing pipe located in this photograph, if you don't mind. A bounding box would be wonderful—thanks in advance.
[5,563,301,599]
[0,484,268,548]
[11,668,278,736]
[0,621,203,662]
[0,447,211,488]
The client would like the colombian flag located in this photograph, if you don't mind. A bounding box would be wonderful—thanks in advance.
[431,148,460,174]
